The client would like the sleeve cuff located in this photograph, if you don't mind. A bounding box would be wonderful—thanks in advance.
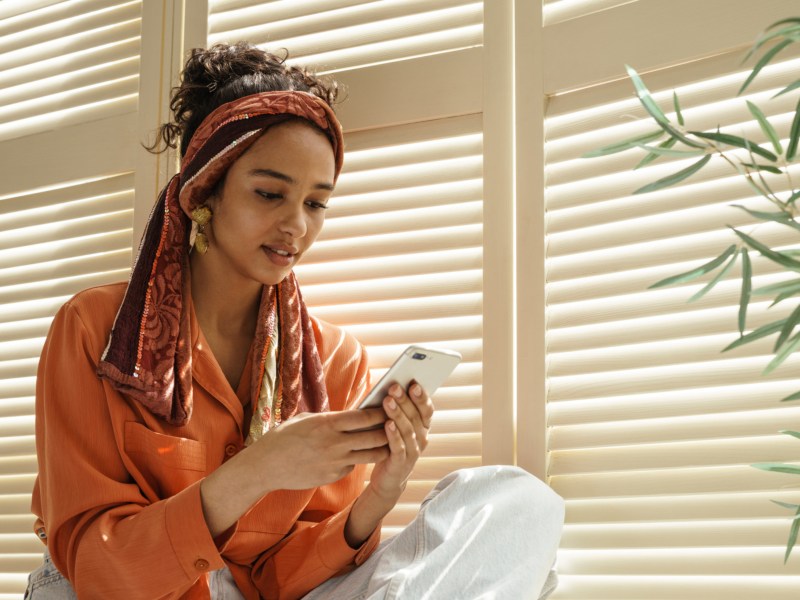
[164,480,227,579]
[315,498,383,572]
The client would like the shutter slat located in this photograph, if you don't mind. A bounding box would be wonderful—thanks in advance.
[0,231,132,272]
[550,576,799,600]
[0,1,140,55]
[551,434,798,474]
[549,379,800,425]
[550,407,800,449]
[558,547,798,576]
[0,38,139,92]
[329,180,483,217]
[552,465,798,498]
[294,25,482,73]
[0,18,140,74]
[566,489,800,523]
[296,247,482,285]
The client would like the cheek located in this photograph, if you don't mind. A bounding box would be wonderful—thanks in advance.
[305,213,326,242]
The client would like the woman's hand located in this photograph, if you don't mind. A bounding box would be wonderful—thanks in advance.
[342,381,433,548]
[200,408,389,537]
[367,380,434,503]
[254,409,390,491]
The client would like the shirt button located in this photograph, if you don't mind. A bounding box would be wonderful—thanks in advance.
[195,558,210,571]
[224,443,238,457]
[36,527,47,540]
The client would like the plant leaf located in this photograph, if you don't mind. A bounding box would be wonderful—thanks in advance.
[730,205,800,232]
[739,248,751,336]
[747,100,783,154]
[765,17,800,29]
[689,249,738,302]
[786,505,800,563]
[634,143,705,157]
[752,462,800,475]
[775,304,800,352]
[730,227,800,271]
[739,38,794,95]
[781,389,800,402]
[741,162,784,175]
[626,65,670,126]
[775,78,800,98]
[753,278,800,296]
[743,21,800,63]
[635,137,677,169]
[673,91,685,126]
[634,154,712,194]
[788,191,800,206]
[723,319,786,352]
[649,244,737,289]
[772,288,800,307]
[772,500,800,511]
[690,131,778,162]
[780,430,800,441]
[625,65,705,148]
[763,331,800,375]
[582,130,664,158]
[787,97,800,161]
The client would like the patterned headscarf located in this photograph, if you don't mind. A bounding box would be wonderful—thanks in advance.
[97,91,343,428]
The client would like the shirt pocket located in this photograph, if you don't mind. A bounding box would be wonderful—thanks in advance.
[124,421,207,498]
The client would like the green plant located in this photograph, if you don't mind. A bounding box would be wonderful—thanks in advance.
[584,18,800,562]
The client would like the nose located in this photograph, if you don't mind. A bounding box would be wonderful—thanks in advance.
[278,200,307,238]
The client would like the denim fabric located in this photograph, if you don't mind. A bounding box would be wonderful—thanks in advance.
[208,566,246,600]
[301,465,565,600]
[23,548,77,600]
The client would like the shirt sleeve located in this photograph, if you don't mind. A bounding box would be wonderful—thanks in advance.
[33,301,224,600]
[249,341,383,600]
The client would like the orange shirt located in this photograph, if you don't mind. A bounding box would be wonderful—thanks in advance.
[31,282,380,600]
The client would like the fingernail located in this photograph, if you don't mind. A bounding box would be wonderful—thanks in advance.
[386,398,397,410]
[390,385,402,398]
[388,420,396,431]
[411,384,422,397]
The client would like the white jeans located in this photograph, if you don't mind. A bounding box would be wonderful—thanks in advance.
[300,465,564,600]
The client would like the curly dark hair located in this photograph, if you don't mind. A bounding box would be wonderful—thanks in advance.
[144,42,340,158]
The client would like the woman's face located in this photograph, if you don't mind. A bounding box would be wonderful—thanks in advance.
[204,120,335,286]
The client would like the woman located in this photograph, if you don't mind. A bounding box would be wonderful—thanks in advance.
[26,43,564,599]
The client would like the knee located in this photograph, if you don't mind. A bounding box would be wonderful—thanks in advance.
[490,466,564,523]
[435,465,565,524]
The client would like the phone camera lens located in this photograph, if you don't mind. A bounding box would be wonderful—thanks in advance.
[412,352,427,360]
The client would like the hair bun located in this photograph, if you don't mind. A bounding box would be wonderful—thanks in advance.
[144,42,340,157]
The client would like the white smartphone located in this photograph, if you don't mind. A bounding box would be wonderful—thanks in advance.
[357,345,462,410]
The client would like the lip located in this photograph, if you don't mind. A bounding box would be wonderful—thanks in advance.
[262,243,298,256]
[262,245,296,268]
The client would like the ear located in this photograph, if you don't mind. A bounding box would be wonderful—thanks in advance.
[207,173,227,209]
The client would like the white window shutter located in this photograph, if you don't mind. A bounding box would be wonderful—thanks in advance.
[542,1,800,597]
[0,1,141,594]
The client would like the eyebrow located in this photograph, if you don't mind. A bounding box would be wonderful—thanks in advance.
[248,168,334,191]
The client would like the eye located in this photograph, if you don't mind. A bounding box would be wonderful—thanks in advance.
[306,200,329,211]
[256,190,283,200]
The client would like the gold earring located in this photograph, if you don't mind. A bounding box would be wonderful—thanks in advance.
[191,205,213,254]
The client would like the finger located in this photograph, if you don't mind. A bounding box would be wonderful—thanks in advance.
[388,384,423,428]
[384,419,407,460]
[332,407,387,431]
[390,383,428,448]
[348,446,390,465]
[408,380,435,430]
[383,397,419,460]
[347,428,389,451]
